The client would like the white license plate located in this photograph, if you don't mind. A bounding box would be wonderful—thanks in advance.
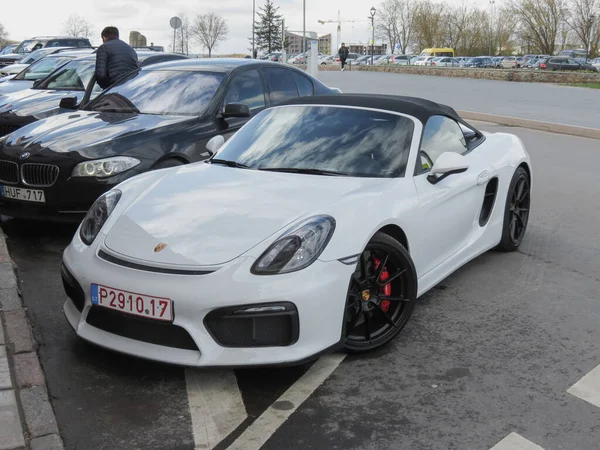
[0,185,45,203]
[91,284,173,322]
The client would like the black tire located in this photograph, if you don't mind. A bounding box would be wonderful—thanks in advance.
[496,167,531,252]
[152,158,185,170]
[344,232,417,353]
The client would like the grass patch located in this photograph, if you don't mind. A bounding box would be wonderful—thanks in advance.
[566,83,600,89]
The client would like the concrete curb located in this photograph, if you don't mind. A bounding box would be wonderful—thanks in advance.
[0,227,63,450]
[456,110,600,140]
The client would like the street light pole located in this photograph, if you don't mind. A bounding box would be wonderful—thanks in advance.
[370,7,376,65]
[252,0,256,58]
[303,0,306,55]
[489,0,495,56]
[588,14,596,62]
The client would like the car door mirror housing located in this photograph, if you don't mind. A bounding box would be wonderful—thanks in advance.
[222,103,250,118]
[59,96,78,110]
[206,135,225,154]
[427,152,469,184]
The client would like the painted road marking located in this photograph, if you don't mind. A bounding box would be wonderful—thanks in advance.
[185,369,247,450]
[567,363,600,408]
[227,353,346,450]
[490,433,545,450]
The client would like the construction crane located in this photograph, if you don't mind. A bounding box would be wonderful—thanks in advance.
[318,11,368,53]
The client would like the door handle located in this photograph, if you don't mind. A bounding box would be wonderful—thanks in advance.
[477,170,490,185]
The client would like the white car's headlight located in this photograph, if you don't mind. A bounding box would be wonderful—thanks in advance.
[251,215,335,275]
[71,157,140,178]
[79,190,121,245]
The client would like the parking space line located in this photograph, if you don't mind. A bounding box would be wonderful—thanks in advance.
[567,363,600,408]
[227,353,346,450]
[490,432,545,450]
[185,369,247,450]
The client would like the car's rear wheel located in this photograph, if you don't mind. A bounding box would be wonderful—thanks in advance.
[496,167,530,252]
[344,232,417,353]
[152,158,185,170]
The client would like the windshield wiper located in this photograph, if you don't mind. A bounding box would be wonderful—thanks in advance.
[209,159,249,168]
[258,167,349,176]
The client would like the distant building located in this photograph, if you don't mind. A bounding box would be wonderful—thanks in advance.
[346,43,387,56]
[129,31,147,47]
[285,31,319,55]
[319,34,332,55]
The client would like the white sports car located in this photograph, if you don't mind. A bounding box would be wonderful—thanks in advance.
[62,94,532,367]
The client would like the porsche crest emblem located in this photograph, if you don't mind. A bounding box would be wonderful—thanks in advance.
[361,290,371,301]
[154,243,167,253]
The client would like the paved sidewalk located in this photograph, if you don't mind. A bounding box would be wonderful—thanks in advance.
[0,227,63,450]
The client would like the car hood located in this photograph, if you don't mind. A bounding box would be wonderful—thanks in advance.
[0,64,28,75]
[103,163,391,267]
[0,80,33,95]
[2,110,196,155]
[0,88,85,118]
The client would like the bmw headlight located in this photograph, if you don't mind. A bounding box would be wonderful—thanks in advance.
[72,157,140,178]
[79,190,121,245]
[251,215,336,275]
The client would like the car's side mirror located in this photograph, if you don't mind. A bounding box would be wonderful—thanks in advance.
[222,103,250,118]
[427,152,469,184]
[59,96,78,110]
[206,135,225,154]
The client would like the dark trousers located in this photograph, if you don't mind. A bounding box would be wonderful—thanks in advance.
[340,58,347,69]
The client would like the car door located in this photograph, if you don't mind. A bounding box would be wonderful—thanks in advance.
[217,68,268,142]
[410,115,489,276]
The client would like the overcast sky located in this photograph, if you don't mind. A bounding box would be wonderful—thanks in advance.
[3,0,492,55]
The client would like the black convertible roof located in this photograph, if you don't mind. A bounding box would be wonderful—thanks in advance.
[279,94,471,126]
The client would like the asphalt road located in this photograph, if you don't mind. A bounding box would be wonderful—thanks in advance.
[2,123,600,449]
[317,71,600,129]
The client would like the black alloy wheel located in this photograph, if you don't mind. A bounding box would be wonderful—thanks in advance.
[344,232,417,353]
[497,167,531,252]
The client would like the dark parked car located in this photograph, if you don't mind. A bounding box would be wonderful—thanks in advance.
[460,57,494,68]
[539,57,598,72]
[0,44,18,56]
[0,36,92,67]
[0,59,339,221]
[0,51,188,137]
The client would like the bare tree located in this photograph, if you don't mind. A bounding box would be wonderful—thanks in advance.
[376,0,400,53]
[412,0,446,49]
[62,14,93,38]
[509,0,569,55]
[0,23,9,48]
[565,0,600,57]
[175,13,192,55]
[191,13,229,57]
[396,0,416,53]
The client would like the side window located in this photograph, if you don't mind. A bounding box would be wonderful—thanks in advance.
[77,41,88,48]
[418,116,467,173]
[292,72,314,97]
[224,69,266,111]
[263,68,299,104]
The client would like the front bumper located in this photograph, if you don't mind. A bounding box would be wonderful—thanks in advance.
[62,233,353,367]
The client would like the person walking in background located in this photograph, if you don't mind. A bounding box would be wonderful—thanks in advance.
[95,26,139,89]
[339,43,349,71]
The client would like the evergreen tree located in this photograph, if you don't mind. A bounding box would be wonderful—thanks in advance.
[252,0,284,53]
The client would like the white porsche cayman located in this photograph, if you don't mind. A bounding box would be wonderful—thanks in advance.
[62,94,532,367]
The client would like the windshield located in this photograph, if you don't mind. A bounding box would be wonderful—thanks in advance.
[19,49,50,65]
[0,45,17,56]
[14,40,43,54]
[214,105,415,178]
[15,56,73,81]
[35,59,94,91]
[86,70,223,116]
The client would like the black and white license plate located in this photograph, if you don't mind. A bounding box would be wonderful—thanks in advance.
[0,185,45,203]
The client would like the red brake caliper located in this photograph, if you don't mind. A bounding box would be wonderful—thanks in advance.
[373,257,391,312]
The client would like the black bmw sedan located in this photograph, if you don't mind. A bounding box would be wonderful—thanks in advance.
[0,58,338,221]
[0,50,188,137]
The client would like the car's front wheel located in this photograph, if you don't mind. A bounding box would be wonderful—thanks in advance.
[496,166,531,252]
[344,232,417,353]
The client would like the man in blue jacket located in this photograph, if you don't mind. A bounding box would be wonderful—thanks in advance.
[95,26,139,89]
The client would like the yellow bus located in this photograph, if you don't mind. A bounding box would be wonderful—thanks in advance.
[419,48,455,57]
